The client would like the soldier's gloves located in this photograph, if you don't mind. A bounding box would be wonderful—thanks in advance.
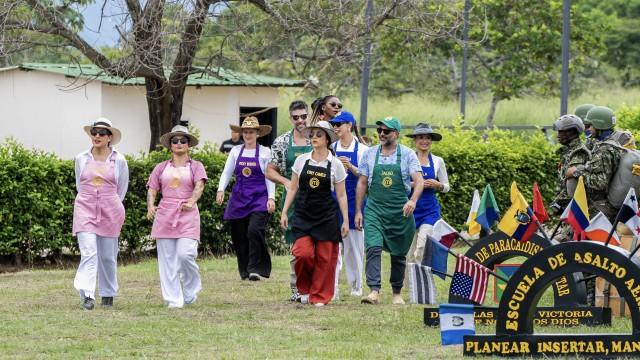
[550,202,563,215]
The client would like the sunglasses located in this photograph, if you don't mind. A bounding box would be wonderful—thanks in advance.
[171,137,189,145]
[90,128,111,137]
[291,114,308,121]
[376,128,394,135]
[331,122,349,128]
[329,102,343,109]
[309,130,326,138]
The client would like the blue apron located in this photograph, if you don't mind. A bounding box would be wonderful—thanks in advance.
[412,153,441,228]
[332,141,365,229]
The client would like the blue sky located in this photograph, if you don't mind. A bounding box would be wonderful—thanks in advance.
[79,1,121,47]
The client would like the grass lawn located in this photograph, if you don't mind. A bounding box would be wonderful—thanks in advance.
[0,255,633,359]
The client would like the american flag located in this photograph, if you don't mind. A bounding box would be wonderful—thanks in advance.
[449,254,489,304]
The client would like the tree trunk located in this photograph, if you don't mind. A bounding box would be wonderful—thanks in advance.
[145,77,182,152]
[486,95,500,129]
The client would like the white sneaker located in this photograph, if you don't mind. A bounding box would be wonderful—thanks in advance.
[298,294,310,304]
[350,289,362,297]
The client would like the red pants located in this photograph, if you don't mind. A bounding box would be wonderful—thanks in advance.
[292,236,339,305]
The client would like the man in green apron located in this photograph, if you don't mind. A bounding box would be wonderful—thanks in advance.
[267,100,312,301]
[355,117,424,305]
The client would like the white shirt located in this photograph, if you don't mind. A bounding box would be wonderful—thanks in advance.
[421,153,451,193]
[292,151,347,192]
[75,148,129,201]
[333,138,369,176]
[217,144,276,199]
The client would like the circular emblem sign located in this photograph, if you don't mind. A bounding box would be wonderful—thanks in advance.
[309,177,320,189]
[242,167,252,177]
[382,177,393,187]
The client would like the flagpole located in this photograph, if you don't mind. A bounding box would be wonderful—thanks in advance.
[445,248,510,282]
[455,234,474,248]
[430,268,454,279]
[604,208,623,247]
[628,237,640,259]
[529,206,551,242]
[548,220,563,241]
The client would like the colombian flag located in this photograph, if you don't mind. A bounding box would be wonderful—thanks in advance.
[497,182,538,242]
[560,176,590,240]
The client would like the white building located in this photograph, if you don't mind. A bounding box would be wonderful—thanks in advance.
[0,63,303,158]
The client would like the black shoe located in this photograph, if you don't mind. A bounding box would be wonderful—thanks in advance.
[82,297,95,310]
[290,291,300,302]
[101,297,113,307]
[248,273,261,281]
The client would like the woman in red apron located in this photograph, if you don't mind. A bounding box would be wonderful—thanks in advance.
[147,123,208,308]
[73,118,128,310]
[280,121,349,306]
[216,117,275,281]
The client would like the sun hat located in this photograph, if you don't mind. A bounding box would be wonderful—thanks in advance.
[159,123,199,149]
[229,116,272,137]
[329,111,356,125]
[406,123,442,141]
[302,120,339,144]
[375,116,402,132]
[83,117,122,145]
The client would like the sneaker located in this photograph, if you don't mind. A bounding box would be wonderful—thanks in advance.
[350,287,363,297]
[101,297,113,307]
[289,290,300,302]
[184,295,197,305]
[82,297,95,310]
[296,294,310,304]
[392,294,405,305]
[248,273,261,281]
[314,303,325,308]
[361,290,379,305]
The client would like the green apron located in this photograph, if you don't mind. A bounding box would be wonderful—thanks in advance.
[364,145,415,256]
[280,130,312,244]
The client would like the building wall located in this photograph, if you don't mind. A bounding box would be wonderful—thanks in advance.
[0,69,102,158]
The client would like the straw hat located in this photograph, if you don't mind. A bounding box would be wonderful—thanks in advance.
[302,120,339,144]
[230,116,272,137]
[159,124,199,149]
[83,117,122,145]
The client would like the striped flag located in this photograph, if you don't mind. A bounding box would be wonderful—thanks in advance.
[433,219,459,249]
[560,176,590,240]
[449,255,489,304]
[618,188,640,236]
[585,212,621,246]
[408,263,437,305]
[440,303,475,345]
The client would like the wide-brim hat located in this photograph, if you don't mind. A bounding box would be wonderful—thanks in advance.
[159,124,199,149]
[406,122,442,141]
[83,117,122,145]
[302,120,339,144]
[230,116,272,137]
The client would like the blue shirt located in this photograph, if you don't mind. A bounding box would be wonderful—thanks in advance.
[358,144,422,194]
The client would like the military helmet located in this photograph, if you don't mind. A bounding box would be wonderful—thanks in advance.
[553,114,585,133]
[585,106,616,130]
[574,104,595,125]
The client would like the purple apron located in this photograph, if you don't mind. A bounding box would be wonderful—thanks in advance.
[224,145,268,220]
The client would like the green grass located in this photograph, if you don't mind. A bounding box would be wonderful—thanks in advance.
[275,88,640,134]
[0,254,633,359]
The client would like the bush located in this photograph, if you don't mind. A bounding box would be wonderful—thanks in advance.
[616,103,640,132]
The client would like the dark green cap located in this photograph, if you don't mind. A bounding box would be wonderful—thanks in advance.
[574,104,596,124]
[375,116,402,132]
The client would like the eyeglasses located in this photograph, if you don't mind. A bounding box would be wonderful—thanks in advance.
[376,128,394,135]
[291,114,308,121]
[309,130,326,138]
[90,128,111,137]
[171,137,189,145]
[329,102,343,109]
[331,122,349,128]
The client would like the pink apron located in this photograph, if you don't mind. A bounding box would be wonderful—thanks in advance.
[151,162,201,241]
[72,158,125,237]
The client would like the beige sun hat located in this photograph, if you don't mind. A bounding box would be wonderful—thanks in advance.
[159,124,199,149]
[302,120,339,144]
[229,116,272,137]
[83,117,122,145]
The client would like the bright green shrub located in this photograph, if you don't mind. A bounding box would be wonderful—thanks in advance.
[616,103,640,131]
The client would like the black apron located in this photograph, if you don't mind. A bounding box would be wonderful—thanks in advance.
[292,158,341,242]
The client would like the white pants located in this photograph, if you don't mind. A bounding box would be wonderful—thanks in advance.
[407,224,434,264]
[156,238,202,308]
[340,229,364,292]
[74,232,119,300]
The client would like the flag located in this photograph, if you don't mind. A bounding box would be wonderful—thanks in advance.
[532,182,550,223]
[493,264,520,303]
[433,219,459,249]
[497,182,538,242]
[475,184,500,230]
[585,212,621,246]
[408,263,437,304]
[466,190,481,236]
[440,303,475,345]
[560,176,590,240]
[422,237,448,280]
[449,254,489,304]
[618,188,640,237]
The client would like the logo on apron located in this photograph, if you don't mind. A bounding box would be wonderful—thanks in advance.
[382,177,393,188]
[309,177,320,188]
[242,167,252,177]
[90,163,106,187]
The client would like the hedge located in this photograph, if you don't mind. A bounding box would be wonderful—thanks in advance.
[1,129,559,261]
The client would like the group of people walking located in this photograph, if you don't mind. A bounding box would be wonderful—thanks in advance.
[72,95,452,310]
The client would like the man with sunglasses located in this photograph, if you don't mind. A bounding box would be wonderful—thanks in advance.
[266,100,312,301]
[354,117,423,305]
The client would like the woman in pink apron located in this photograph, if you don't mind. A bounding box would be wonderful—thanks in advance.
[73,118,128,310]
[216,117,275,281]
[146,123,208,308]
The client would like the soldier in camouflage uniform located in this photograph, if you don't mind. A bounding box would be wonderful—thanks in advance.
[574,104,595,151]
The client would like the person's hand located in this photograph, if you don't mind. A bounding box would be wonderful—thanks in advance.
[267,199,276,213]
[341,223,349,239]
[339,156,352,170]
[280,213,288,229]
[424,179,442,190]
[216,191,224,205]
[565,166,577,178]
[354,211,363,230]
[403,199,416,217]
[181,200,196,211]
[146,205,157,220]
